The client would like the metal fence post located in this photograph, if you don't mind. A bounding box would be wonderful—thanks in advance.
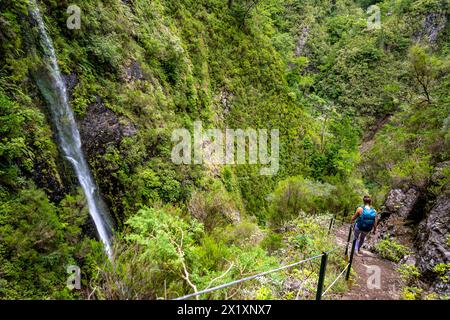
[315,252,328,300]
[327,216,334,234]
[344,225,353,256]
[345,239,356,281]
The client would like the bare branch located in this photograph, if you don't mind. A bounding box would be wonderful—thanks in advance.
[205,261,235,290]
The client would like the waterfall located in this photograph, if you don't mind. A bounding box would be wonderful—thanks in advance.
[28,0,114,258]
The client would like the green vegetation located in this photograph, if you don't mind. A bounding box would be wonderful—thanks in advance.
[398,263,421,284]
[401,286,424,300]
[374,238,411,262]
[433,263,450,283]
[0,0,448,299]
[0,187,91,299]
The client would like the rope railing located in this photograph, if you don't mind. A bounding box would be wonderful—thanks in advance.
[321,263,350,297]
[174,253,325,300]
[174,213,356,301]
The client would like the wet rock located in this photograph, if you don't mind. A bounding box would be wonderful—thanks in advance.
[63,72,78,97]
[121,59,145,82]
[294,26,310,57]
[400,254,417,266]
[431,161,450,185]
[78,96,137,156]
[416,193,450,295]
[385,188,420,218]
[32,158,68,202]
[366,188,420,249]
[413,12,448,48]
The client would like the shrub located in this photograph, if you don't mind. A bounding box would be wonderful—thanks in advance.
[374,238,410,263]
[261,232,284,254]
[90,204,280,299]
[397,264,421,284]
[401,286,423,300]
[290,234,314,251]
[391,153,432,188]
[433,263,450,283]
[0,188,87,299]
[89,205,204,299]
[188,189,238,231]
[125,206,204,268]
[223,220,262,247]
[268,176,336,226]
[255,286,273,300]
[424,293,440,300]
[86,34,123,72]
[85,240,159,300]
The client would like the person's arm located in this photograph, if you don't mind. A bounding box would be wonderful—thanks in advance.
[350,207,363,224]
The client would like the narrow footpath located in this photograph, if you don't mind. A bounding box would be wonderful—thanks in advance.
[334,224,402,300]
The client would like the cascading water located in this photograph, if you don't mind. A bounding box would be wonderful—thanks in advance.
[28,0,114,258]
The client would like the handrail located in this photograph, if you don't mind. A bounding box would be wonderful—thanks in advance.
[173,215,354,300]
[322,263,350,297]
[174,253,325,300]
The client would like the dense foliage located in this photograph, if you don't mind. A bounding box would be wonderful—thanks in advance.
[0,0,448,299]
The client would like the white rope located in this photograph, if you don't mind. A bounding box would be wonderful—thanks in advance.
[321,263,350,297]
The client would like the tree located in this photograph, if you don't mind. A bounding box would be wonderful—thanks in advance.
[228,0,261,27]
[408,45,440,104]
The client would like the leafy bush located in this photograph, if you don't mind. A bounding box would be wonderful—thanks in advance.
[374,238,410,263]
[222,220,262,247]
[89,204,281,299]
[188,188,239,231]
[125,206,204,268]
[401,286,423,300]
[0,188,89,299]
[397,264,421,284]
[89,205,204,299]
[260,232,284,254]
[290,234,314,251]
[391,154,432,188]
[433,263,450,283]
[268,176,336,226]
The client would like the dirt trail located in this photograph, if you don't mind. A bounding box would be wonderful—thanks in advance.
[334,224,402,300]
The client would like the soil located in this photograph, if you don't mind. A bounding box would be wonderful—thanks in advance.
[333,224,403,300]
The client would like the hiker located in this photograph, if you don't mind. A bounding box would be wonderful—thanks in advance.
[350,195,378,256]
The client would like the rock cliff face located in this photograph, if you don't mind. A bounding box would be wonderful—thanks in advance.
[368,187,420,249]
[371,162,450,295]
[79,97,137,158]
[415,161,450,294]
[413,12,448,48]
[385,188,421,218]
[416,194,450,293]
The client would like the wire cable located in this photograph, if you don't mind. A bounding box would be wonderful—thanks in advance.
[174,253,325,300]
[173,220,353,300]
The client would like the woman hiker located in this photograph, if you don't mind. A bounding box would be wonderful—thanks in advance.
[350,195,378,256]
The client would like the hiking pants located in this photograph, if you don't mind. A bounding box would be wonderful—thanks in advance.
[354,224,368,252]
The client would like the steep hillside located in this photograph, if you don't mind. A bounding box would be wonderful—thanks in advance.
[0,0,448,299]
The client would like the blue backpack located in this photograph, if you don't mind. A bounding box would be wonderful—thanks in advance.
[356,206,376,232]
